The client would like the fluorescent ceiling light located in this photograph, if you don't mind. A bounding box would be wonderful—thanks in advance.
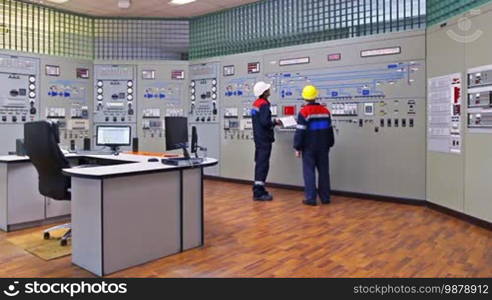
[46,0,70,3]
[169,0,196,5]
[118,0,131,9]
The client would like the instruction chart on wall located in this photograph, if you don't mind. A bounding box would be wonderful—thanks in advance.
[428,73,462,154]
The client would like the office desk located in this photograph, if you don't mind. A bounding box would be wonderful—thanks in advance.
[0,153,134,231]
[0,155,73,231]
[62,154,217,276]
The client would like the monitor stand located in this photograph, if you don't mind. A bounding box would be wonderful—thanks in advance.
[181,145,190,159]
[161,145,203,166]
[110,146,121,156]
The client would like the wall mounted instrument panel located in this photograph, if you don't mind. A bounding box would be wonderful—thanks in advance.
[137,63,187,152]
[216,31,426,200]
[41,58,92,151]
[93,64,136,150]
[467,65,492,130]
[0,54,40,154]
[222,74,262,142]
[189,63,220,176]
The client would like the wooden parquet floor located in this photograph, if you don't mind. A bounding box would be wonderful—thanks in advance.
[1,179,491,278]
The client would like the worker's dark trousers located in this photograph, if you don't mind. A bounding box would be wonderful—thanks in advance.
[253,143,272,194]
[302,150,331,203]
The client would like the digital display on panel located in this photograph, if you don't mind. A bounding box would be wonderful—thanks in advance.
[223,65,235,76]
[361,47,401,58]
[171,70,185,80]
[327,53,342,61]
[247,62,260,74]
[279,57,310,66]
[45,65,60,76]
[142,70,156,80]
[76,68,90,79]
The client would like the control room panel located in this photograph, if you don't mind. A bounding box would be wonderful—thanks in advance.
[93,64,136,149]
[42,59,92,151]
[137,64,187,152]
[0,54,40,154]
[0,54,39,125]
[217,33,426,199]
[467,65,492,129]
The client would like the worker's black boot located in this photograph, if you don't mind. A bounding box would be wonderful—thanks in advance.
[253,185,273,201]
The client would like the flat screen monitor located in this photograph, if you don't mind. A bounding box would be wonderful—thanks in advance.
[165,117,188,151]
[96,125,131,146]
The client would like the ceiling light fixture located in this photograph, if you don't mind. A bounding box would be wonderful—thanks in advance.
[46,0,70,4]
[118,0,131,9]
[169,0,196,5]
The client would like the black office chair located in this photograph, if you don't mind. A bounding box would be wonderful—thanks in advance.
[24,121,72,246]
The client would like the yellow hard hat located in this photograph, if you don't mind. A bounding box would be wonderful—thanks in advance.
[302,85,318,101]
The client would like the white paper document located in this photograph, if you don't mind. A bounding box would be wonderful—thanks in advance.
[279,116,298,128]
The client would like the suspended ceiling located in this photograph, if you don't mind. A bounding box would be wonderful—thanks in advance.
[28,0,260,18]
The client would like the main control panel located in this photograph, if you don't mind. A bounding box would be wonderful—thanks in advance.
[218,32,426,199]
[266,61,422,135]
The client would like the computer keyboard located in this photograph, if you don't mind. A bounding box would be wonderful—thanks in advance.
[161,157,204,166]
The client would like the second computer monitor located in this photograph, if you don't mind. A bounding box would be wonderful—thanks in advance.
[96,125,131,147]
[165,117,188,151]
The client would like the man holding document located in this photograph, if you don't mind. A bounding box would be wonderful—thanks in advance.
[293,85,335,206]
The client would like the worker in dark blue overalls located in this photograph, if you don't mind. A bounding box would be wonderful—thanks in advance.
[294,85,335,206]
[251,81,281,201]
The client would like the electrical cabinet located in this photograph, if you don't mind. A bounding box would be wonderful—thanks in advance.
[93,64,137,151]
[41,57,93,151]
[137,62,188,153]
[189,62,221,176]
[0,53,40,155]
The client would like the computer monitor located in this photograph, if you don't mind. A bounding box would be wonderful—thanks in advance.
[96,125,131,154]
[165,117,189,158]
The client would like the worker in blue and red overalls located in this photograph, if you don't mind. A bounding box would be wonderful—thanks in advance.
[294,85,335,206]
[251,81,282,201]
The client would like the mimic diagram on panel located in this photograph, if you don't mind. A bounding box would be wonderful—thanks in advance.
[266,62,421,101]
[46,79,89,119]
[141,81,184,139]
[265,61,423,129]
[428,73,462,154]
[45,79,91,146]
[221,61,422,138]
[142,82,184,117]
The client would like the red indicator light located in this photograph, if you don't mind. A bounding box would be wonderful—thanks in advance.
[283,106,296,116]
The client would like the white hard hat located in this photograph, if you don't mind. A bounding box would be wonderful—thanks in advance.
[253,81,271,98]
